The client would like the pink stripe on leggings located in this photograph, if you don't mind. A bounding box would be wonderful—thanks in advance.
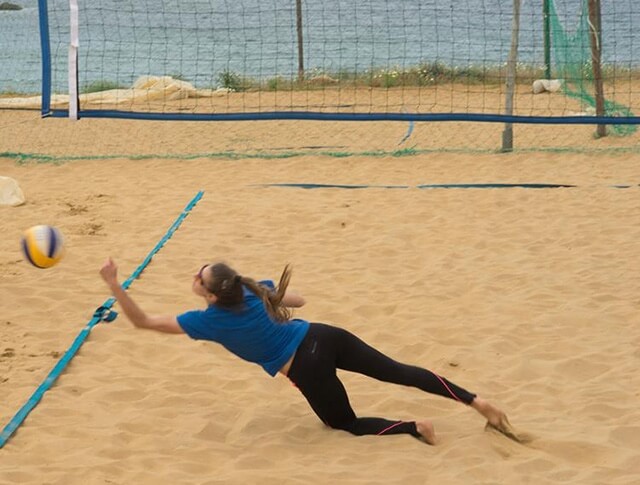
[377,421,406,435]
[432,372,464,402]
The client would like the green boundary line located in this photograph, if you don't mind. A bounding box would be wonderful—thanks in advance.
[2,145,640,165]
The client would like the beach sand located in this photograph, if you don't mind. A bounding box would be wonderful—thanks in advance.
[1,103,639,484]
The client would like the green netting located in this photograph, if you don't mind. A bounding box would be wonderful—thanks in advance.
[549,0,636,136]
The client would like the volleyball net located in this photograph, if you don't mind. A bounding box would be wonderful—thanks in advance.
[0,0,639,150]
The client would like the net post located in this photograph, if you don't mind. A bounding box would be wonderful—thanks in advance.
[587,0,606,138]
[37,0,52,117]
[502,0,521,152]
[296,0,304,82]
[68,0,79,120]
[543,0,551,80]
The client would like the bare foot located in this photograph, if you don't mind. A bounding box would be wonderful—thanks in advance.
[416,419,436,445]
[471,397,528,444]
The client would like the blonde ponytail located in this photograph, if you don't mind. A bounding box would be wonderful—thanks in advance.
[240,264,292,323]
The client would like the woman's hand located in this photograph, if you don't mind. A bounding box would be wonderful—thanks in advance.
[98,256,184,334]
[281,290,306,308]
[100,257,119,287]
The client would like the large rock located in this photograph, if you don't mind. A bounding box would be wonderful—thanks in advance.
[132,76,197,100]
[0,176,26,206]
[532,79,563,94]
[0,2,23,11]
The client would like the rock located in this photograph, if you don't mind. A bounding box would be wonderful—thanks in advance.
[0,176,26,206]
[306,74,338,86]
[132,75,197,100]
[0,2,23,11]
[533,79,563,94]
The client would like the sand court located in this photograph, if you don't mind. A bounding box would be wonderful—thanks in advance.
[1,110,639,483]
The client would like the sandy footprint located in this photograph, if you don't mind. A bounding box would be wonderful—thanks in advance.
[608,425,640,449]
[194,421,228,441]
[485,420,536,445]
[527,437,617,466]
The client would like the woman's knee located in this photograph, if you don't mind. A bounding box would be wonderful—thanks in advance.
[325,416,357,434]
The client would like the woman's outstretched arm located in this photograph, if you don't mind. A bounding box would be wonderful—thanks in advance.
[100,257,184,335]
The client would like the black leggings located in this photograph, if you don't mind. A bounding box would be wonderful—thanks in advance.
[287,323,476,438]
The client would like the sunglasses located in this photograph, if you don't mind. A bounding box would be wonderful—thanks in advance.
[196,264,208,282]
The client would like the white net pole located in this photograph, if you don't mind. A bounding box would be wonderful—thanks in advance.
[68,0,79,120]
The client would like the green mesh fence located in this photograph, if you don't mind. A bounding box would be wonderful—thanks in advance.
[550,0,636,136]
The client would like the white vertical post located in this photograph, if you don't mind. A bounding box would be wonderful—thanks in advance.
[68,0,79,120]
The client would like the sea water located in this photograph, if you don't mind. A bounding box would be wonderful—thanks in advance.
[0,0,637,94]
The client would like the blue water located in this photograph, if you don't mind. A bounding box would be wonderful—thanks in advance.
[1,0,638,94]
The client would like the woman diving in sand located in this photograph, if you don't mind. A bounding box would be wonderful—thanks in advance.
[100,257,522,445]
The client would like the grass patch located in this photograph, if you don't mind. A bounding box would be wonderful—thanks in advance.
[81,80,126,94]
[212,62,565,92]
[218,70,251,92]
[5,145,640,166]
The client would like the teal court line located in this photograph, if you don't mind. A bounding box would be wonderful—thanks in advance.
[0,191,204,449]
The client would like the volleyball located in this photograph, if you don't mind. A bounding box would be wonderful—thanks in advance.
[21,225,65,269]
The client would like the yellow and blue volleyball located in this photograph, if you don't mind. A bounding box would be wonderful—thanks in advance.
[21,225,65,269]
